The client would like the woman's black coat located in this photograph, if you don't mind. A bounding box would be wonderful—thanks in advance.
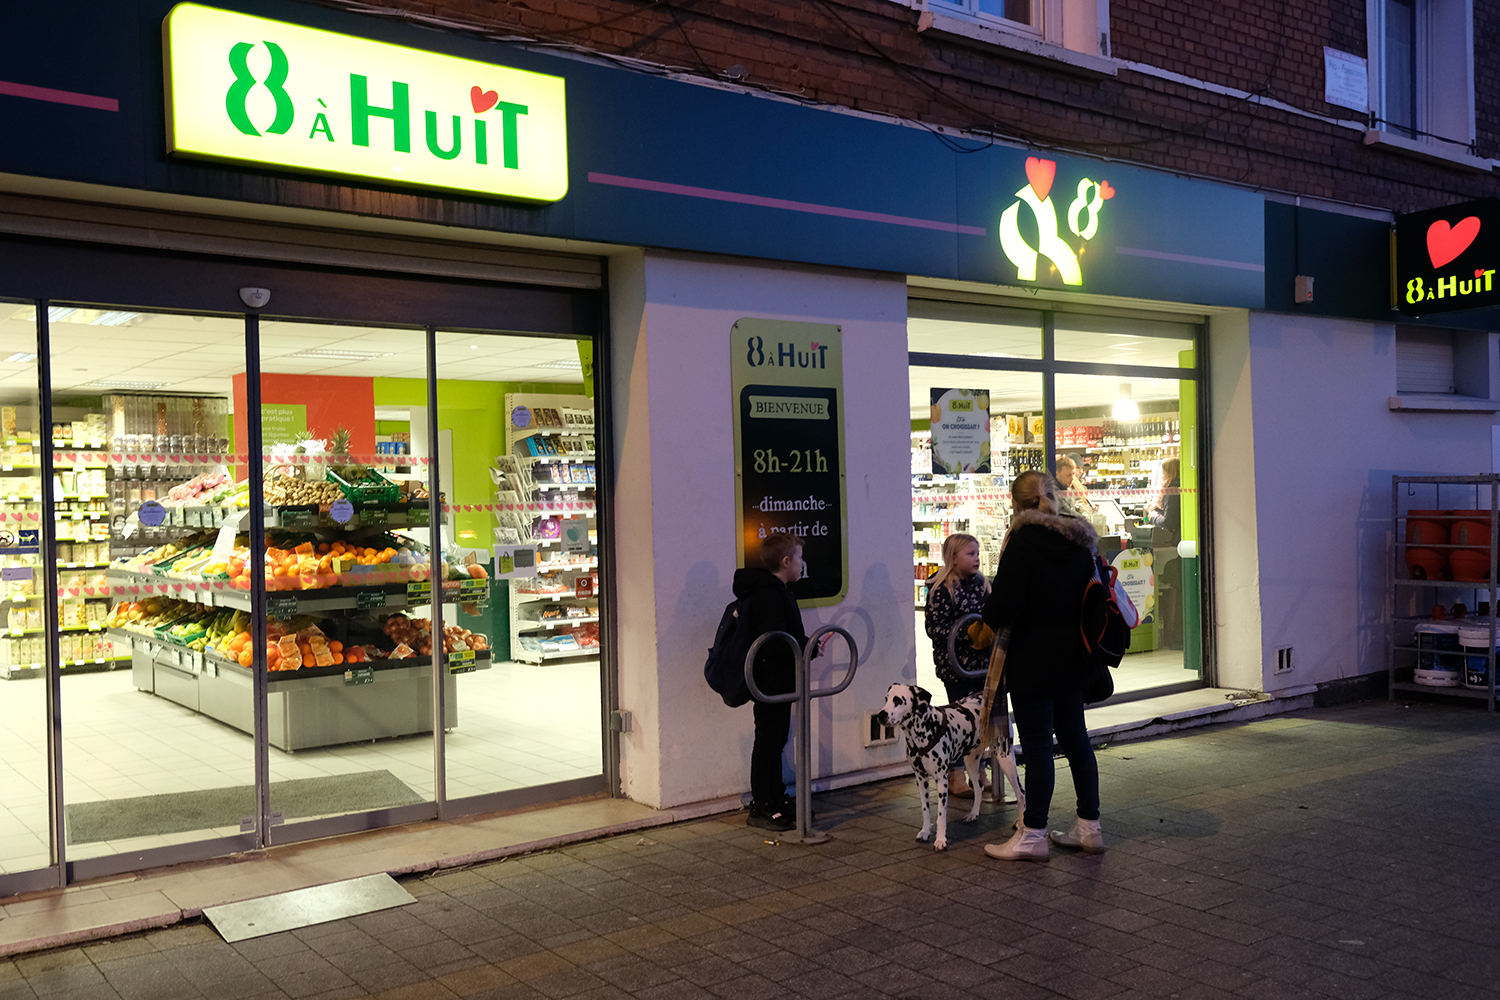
[981,509,1098,695]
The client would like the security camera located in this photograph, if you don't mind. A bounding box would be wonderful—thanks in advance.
[239,287,271,309]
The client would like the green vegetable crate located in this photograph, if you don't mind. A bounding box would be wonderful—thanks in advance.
[328,467,399,505]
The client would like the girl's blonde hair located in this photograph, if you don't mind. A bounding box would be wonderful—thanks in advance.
[1011,469,1058,516]
[928,532,990,595]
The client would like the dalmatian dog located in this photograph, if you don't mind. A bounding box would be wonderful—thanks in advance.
[876,683,985,850]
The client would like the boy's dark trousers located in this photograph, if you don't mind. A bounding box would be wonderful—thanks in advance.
[749,659,795,808]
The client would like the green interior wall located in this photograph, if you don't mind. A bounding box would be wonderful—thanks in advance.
[371,378,587,546]
[1178,350,1198,544]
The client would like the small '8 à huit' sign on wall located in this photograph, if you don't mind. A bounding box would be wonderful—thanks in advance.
[1394,198,1500,317]
[163,3,568,202]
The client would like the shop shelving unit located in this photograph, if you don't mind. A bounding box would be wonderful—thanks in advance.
[1389,475,1499,711]
[502,393,599,665]
[909,420,1042,608]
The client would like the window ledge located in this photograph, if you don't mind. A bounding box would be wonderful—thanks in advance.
[917,10,1118,79]
[1389,394,1500,412]
[1363,130,1492,173]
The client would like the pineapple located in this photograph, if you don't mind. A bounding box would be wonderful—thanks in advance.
[327,426,368,482]
[329,426,352,458]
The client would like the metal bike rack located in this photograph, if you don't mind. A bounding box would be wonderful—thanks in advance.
[947,612,989,681]
[743,624,859,844]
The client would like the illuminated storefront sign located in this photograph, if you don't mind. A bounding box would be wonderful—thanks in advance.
[163,3,568,202]
[998,157,1115,286]
[1394,198,1500,316]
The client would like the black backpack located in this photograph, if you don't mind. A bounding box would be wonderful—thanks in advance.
[1080,554,1134,669]
[704,597,756,707]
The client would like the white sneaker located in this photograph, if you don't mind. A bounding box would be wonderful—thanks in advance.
[1049,817,1105,853]
[983,825,1048,861]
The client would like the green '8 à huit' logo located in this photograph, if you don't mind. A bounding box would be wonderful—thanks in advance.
[165,4,569,203]
[226,41,293,136]
[220,40,528,169]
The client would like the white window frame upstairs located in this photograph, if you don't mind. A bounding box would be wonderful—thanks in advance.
[1364,0,1477,164]
[899,0,1116,77]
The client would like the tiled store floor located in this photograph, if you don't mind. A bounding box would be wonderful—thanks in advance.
[0,660,603,873]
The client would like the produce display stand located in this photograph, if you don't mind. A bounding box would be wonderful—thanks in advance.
[110,625,488,751]
[108,486,493,750]
[1389,475,1499,711]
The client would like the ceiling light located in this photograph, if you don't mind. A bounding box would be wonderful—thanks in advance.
[95,311,147,328]
[84,379,169,389]
[3,352,35,363]
[1112,383,1139,421]
[285,348,395,360]
[536,359,583,370]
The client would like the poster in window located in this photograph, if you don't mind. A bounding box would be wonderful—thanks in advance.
[929,388,991,474]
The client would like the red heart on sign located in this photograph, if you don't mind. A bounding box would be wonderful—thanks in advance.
[68,587,80,597]
[129,586,140,595]
[1477,269,1487,278]
[1099,180,1115,200]
[1428,216,1481,269]
[1025,157,1056,202]
[470,86,498,114]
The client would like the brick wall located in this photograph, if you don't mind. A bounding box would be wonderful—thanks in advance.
[346,0,1497,213]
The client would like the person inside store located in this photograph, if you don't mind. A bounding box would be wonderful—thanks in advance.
[1146,457,1182,649]
[734,532,812,832]
[1054,454,1093,518]
[980,470,1104,860]
[923,532,992,798]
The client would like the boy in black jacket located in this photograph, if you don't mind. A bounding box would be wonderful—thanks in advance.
[732,532,808,832]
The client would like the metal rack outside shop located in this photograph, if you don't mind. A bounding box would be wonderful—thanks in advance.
[1389,475,1499,710]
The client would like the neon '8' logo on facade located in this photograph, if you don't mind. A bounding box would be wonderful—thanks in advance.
[998,157,1115,286]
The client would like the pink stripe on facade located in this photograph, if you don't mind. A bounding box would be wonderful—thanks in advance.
[588,172,986,236]
[0,80,119,112]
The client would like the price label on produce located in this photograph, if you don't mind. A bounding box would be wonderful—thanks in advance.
[356,590,386,610]
[360,508,387,527]
[266,596,298,619]
[406,581,432,601]
[409,507,430,526]
[344,666,374,686]
[458,579,488,599]
[280,508,317,528]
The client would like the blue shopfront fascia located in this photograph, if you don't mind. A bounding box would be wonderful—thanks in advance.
[0,0,1264,309]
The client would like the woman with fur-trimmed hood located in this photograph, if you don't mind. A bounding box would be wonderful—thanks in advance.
[979,469,1105,861]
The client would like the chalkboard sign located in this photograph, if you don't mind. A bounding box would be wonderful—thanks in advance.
[732,319,847,606]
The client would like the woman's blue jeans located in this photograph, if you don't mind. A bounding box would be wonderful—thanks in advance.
[1010,688,1100,829]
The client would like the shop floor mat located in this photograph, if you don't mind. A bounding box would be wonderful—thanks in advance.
[63,770,424,843]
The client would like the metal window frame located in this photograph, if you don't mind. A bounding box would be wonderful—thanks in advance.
[0,246,613,896]
[908,305,1214,685]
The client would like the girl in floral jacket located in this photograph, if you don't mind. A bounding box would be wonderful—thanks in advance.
[923,532,991,796]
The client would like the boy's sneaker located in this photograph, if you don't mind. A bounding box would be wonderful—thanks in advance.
[747,804,794,832]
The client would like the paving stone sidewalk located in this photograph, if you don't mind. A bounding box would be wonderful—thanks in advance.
[5,698,1500,1000]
